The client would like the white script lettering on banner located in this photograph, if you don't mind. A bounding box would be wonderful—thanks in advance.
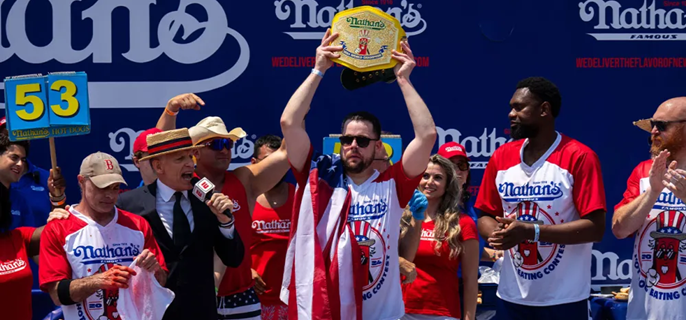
[0,0,250,108]
[108,128,256,172]
[591,249,632,281]
[275,0,427,40]
[579,0,686,40]
[436,126,512,170]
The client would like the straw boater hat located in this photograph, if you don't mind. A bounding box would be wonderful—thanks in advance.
[189,116,247,146]
[139,128,204,161]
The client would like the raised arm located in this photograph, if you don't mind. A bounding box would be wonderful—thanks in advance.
[613,151,667,239]
[156,93,205,131]
[234,138,290,201]
[280,29,342,172]
[392,41,437,179]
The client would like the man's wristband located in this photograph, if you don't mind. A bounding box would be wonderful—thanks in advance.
[533,224,540,242]
[164,107,179,116]
[51,196,66,207]
[219,220,234,229]
[311,68,324,78]
[58,279,77,305]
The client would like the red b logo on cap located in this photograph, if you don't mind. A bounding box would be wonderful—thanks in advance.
[105,159,114,171]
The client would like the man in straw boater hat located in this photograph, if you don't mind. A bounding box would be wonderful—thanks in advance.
[613,97,686,320]
[154,94,291,320]
[279,29,436,319]
[40,152,168,320]
[476,77,607,319]
[116,128,245,320]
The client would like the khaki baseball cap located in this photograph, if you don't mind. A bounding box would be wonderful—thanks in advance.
[79,152,128,188]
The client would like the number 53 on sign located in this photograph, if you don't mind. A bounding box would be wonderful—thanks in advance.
[3,72,91,141]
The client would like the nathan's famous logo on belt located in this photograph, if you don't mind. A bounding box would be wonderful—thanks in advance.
[275,0,427,40]
[506,201,566,280]
[330,6,405,72]
[0,0,249,109]
[436,126,512,170]
[108,127,257,172]
[579,0,686,41]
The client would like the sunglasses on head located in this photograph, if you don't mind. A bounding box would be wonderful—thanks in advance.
[339,135,379,148]
[203,138,234,151]
[650,119,686,132]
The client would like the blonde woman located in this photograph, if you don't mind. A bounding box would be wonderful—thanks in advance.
[400,154,479,320]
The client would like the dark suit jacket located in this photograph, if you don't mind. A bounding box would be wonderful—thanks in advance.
[116,181,244,320]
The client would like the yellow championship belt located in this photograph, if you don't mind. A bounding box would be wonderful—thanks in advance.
[330,6,406,73]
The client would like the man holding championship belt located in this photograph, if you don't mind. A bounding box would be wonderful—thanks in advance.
[279,24,436,320]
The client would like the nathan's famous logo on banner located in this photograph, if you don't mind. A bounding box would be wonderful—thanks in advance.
[275,0,427,40]
[579,0,686,41]
[0,0,249,109]
[108,127,256,172]
[436,126,512,170]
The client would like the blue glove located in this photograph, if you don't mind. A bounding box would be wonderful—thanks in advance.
[408,189,428,221]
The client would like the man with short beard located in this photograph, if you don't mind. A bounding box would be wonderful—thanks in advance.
[279,29,436,319]
[476,77,606,319]
[613,97,686,320]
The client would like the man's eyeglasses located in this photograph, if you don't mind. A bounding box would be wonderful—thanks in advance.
[650,119,686,132]
[203,138,234,151]
[339,135,379,148]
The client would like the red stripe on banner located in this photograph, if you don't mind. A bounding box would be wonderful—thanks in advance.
[147,139,192,154]
[309,170,332,319]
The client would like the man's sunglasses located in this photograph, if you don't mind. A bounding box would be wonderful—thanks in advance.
[339,135,379,148]
[203,138,234,151]
[454,161,469,171]
[650,119,686,132]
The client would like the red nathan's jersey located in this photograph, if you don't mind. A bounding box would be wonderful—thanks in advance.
[475,133,606,307]
[616,160,686,320]
[250,183,295,306]
[217,171,254,296]
[39,207,167,320]
[0,227,35,320]
[402,215,478,318]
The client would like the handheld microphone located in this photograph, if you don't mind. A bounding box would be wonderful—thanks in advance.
[191,177,234,220]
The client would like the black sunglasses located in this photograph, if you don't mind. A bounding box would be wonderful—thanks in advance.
[339,135,379,148]
[650,119,686,132]
[454,160,469,171]
[203,138,234,151]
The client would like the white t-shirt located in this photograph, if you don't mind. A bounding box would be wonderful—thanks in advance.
[476,132,607,306]
[616,159,686,320]
[39,206,167,320]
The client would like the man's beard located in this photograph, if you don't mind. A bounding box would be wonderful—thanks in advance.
[343,155,373,174]
[510,123,539,140]
[651,131,684,161]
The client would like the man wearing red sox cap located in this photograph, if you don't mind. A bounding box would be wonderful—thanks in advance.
[132,128,162,188]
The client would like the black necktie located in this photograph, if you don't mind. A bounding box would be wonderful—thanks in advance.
[173,192,191,247]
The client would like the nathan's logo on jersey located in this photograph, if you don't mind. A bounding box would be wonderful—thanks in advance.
[635,210,686,300]
[420,228,435,241]
[655,191,686,209]
[507,202,566,281]
[252,219,291,234]
[579,0,686,41]
[348,198,389,221]
[274,0,427,40]
[350,220,389,300]
[499,181,563,202]
[73,243,140,265]
[0,258,26,276]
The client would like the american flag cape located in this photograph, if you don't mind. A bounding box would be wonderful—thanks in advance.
[280,150,364,320]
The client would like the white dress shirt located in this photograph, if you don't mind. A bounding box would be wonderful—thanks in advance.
[155,179,234,239]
